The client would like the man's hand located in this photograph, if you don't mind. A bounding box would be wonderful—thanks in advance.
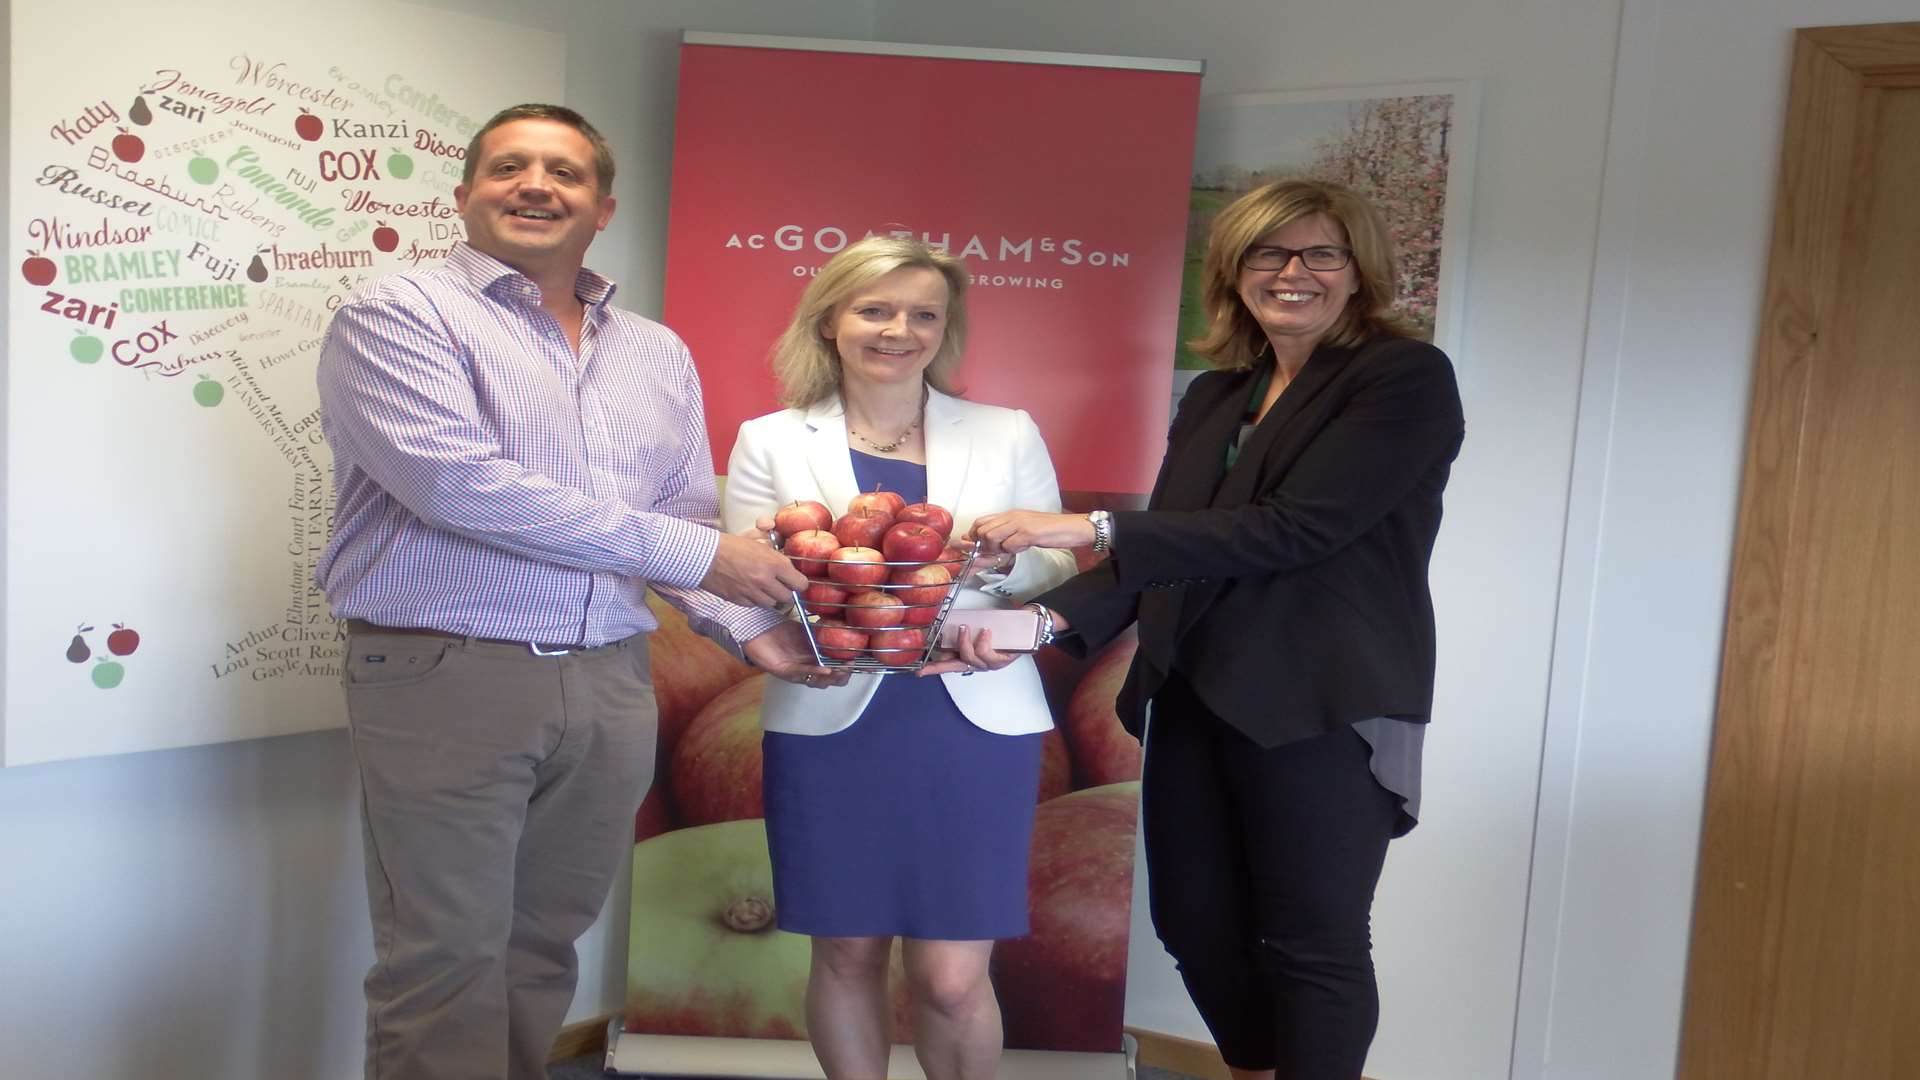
[702,531,808,607]
[966,510,1095,554]
[744,621,849,688]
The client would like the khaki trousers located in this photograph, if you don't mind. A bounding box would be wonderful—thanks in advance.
[342,628,655,1080]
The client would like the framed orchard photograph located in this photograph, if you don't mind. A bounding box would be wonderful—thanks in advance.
[1175,80,1480,402]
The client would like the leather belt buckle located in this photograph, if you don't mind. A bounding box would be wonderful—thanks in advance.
[528,642,577,657]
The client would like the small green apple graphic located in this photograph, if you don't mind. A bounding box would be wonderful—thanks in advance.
[71,331,104,364]
[387,149,415,180]
[193,375,225,407]
[188,155,219,184]
[91,656,125,689]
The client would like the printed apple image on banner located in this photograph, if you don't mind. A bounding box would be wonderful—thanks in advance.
[21,252,56,287]
[625,819,812,1039]
[372,223,400,253]
[111,127,144,163]
[192,376,224,408]
[294,108,323,142]
[386,149,414,179]
[71,331,104,365]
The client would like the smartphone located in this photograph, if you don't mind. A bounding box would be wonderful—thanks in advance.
[936,607,1045,652]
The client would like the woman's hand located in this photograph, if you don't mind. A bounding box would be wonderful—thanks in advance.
[915,624,1018,678]
[966,510,1094,553]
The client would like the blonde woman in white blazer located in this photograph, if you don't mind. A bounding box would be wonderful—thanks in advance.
[722,237,1076,1080]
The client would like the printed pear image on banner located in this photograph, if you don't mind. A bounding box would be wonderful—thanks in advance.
[246,252,269,283]
[128,95,152,125]
[66,625,93,663]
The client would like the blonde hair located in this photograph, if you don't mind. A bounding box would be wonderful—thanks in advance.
[771,236,970,408]
[1189,179,1411,370]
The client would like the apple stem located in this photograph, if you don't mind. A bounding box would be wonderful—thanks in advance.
[722,896,775,933]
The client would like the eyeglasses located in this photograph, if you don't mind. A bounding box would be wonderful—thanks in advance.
[1241,245,1353,272]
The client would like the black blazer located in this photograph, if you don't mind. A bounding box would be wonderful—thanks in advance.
[1039,336,1464,749]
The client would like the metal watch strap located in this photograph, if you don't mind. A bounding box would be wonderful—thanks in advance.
[1027,603,1057,647]
[1088,509,1113,552]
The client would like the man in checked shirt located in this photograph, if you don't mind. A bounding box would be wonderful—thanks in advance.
[315,104,840,1080]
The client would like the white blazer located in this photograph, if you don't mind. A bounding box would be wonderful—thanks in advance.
[723,388,1079,736]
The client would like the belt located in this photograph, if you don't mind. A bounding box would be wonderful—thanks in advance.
[344,619,600,657]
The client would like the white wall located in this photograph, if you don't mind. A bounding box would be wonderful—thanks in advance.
[0,4,875,1079]
[868,3,1623,1078]
[1519,1,1920,1078]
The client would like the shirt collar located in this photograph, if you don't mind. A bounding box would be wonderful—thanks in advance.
[445,242,618,310]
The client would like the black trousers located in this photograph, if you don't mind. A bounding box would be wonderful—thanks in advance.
[1141,676,1400,1077]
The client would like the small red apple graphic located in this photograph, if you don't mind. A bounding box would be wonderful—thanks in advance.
[21,252,56,287]
[670,674,769,827]
[991,782,1140,1052]
[106,623,140,657]
[111,127,145,163]
[371,222,400,253]
[623,819,812,1040]
[294,108,323,142]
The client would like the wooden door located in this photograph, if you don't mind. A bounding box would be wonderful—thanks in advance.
[1680,23,1920,1080]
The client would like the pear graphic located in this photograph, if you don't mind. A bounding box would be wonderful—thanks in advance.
[129,95,153,126]
[246,253,269,283]
[66,625,93,663]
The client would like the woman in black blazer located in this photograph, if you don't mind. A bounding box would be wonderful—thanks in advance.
[971,179,1464,1079]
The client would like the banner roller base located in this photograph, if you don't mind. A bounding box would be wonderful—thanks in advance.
[608,1032,1130,1078]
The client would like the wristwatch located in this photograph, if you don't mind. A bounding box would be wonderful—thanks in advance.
[1087,509,1114,553]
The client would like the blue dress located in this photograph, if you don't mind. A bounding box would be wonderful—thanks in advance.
[761,451,1044,939]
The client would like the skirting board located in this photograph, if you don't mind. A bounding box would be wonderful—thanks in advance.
[1126,1028,1230,1080]
[607,1033,1126,1078]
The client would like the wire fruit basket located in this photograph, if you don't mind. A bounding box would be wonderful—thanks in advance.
[783,537,981,674]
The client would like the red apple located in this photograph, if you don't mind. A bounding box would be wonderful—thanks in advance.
[844,590,906,630]
[936,544,972,573]
[624,819,812,1040]
[849,488,906,518]
[671,673,768,826]
[826,546,888,587]
[111,127,145,163]
[832,508,894,549]
[371,222,400,253]
[1038,729,1072,802]
[1062,631,1144,787]
[294,108,323,141]
[896,502,954,539]
[772,500,833,540]
[866,627,926,666]
[799,581,848,618]
[633,784,676,843]
[991,782,1139,1052]
[21,252,56,287]
[783,529,840,578]
[644,591,755,762]
[813,619,869,661]
[881,521,946,564]
[106,623,140,656]
[888,564,953,626]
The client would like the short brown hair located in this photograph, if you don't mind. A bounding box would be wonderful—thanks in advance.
[771,236,970,409]
[462,104,615,196]
[1189,179,1410,370]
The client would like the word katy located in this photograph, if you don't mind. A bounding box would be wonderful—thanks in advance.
[49,100,118,146]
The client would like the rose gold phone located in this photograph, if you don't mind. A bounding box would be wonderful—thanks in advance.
[936,607,1044,652]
